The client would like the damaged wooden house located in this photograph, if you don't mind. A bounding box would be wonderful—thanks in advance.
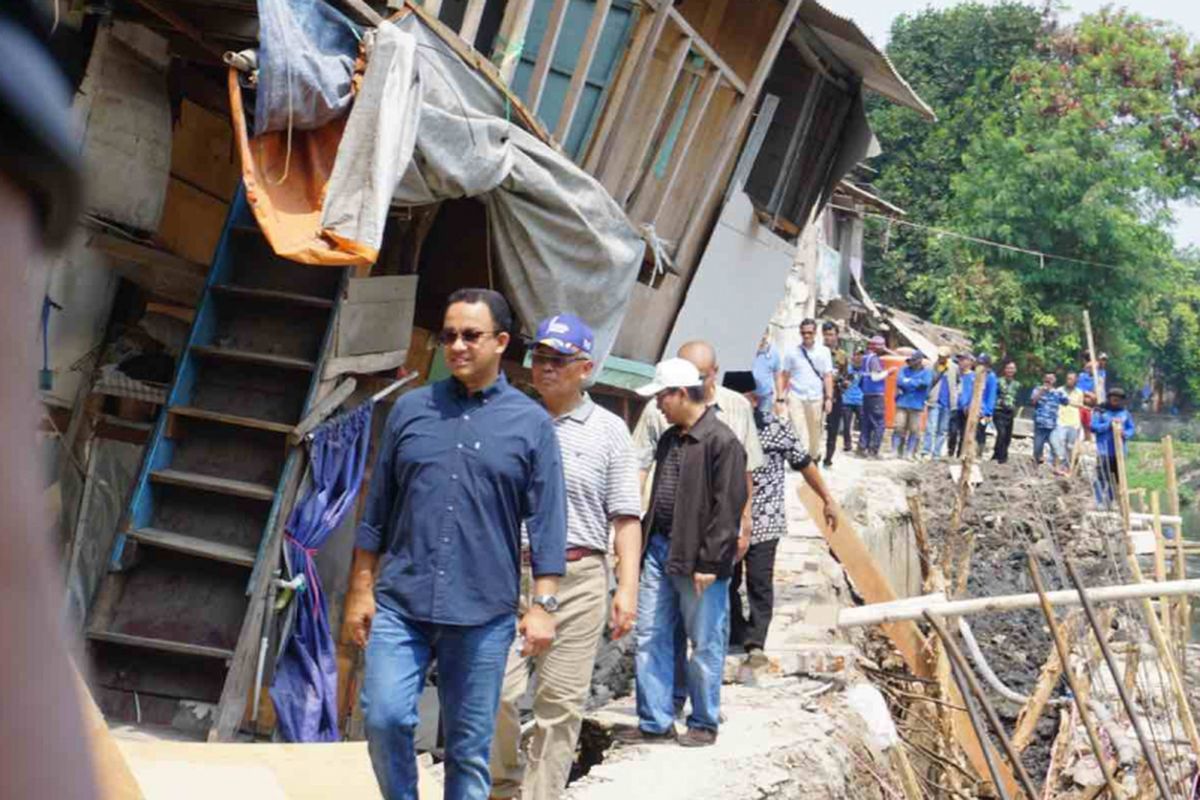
[40,0,928,744]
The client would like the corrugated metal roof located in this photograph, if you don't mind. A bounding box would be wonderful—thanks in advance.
[798,0,936,121]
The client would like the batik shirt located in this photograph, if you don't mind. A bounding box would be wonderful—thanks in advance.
[749,409,812,544]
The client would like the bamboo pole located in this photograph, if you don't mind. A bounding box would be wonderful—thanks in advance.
[1027,557,1124,799]
[1011,614,1072,753]
[1065,559,1174,798]
[923,611,1041,799]
[907,494,933,589]
[1151,492,1172,643]
[1164,435,1189,667]
[1083,309,1103,399]
[946,364,988,596]
[1112,425,1200,760]
[946,661,1012,800]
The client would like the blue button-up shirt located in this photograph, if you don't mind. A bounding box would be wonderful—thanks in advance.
[355,374,567,626]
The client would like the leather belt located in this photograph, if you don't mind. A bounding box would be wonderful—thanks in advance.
[521,547,604,565]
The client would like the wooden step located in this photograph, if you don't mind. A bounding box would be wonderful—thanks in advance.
[191,345,315,372]
[150,469,275,502]
[126,527,256,568]
[86,630,235,661]
[212,284,334,310]
[168,405,293,434]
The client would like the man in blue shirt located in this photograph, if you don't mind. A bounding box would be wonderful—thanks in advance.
[1030,372,1066,466]
[347,289,568,800]
[920,347,959,459]
[1077,351,1108,399]
[1092,386,1135,508]
[751,328,780,408]
[892,352,931,459]
[858,336,893,457]
[947,354,975,458]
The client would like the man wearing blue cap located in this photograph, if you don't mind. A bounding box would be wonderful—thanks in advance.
[489,314,643,800]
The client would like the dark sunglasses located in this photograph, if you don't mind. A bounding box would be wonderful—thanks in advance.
[438,328,501,346]
[531,351,588,368]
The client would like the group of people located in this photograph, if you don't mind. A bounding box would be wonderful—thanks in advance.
[348,290,837,800]
[754,323,1136,499]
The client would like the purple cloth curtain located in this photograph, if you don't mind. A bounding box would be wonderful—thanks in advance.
[270,401,373,742]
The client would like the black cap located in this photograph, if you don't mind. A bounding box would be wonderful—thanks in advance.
[0,2,83,248]
[722,371,756,394]
[1107,386,1126,398]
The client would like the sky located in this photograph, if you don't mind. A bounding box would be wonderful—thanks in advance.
[831,0,1200,249]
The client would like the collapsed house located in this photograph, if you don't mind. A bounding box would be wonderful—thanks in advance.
[40,0,933,747]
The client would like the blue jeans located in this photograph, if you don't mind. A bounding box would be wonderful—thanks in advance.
[1033,427,1055,464]
[636,535,730,734]
[922,405,950,456]
[362,602,515,800]
[1050,426,1078,466]
[859,394,885,454]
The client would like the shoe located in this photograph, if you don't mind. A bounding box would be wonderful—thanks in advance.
[822,460,833,468]
[613,726,677,745]
[678,728,718,748]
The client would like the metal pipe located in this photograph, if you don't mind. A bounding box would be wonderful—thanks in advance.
[1027,556,1125,799]
[923,610,1042,799]
[371,372,419,403]
[1065,559,1175,799]
[946,653,1012,800]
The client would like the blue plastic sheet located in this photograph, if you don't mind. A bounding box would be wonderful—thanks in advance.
[270,401,373,742]
[254,0,362,136]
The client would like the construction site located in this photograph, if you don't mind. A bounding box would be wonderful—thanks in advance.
[9,0,1200,797]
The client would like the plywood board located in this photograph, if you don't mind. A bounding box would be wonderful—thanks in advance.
[170,100,240,202]
[345,275,418,304]
[339,276,418,357]
[157,178,228,266]
[115,739,439,799]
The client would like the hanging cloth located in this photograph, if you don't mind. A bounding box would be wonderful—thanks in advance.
[270,400,374,742]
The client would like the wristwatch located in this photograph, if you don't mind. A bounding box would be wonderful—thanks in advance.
[531,594,559,613]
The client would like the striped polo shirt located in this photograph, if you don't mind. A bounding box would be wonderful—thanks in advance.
[553,394,642,552]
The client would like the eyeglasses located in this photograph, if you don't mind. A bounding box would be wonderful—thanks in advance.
[531,351,588,368]
[438,328,501,346]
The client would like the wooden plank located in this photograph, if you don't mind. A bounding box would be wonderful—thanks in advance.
[76,667,146,800]
[615,32,693,206]
[639,67,720,223]
[555,0,612,142]
[345,274,418,304]
[798,484,1016,794]
[664,6,745,94]
[86,630,235,661]
[212,284,334,309]
[526,0,571,113]
[158,177,229,266]
[674,0,803,272]
[582,8,652,173]
[593,0,672,187]
[323,348,409,380]
[419,0,442,16]
[458,0,487,46]
[291,378,358,444]
[191,345,316,372]
[492,0,537,84]
[150,469,275,502]
[169,405,294,435]
[90,231,207,306]
[127,527,256,568]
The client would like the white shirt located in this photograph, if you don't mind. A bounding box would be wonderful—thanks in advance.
[783,343,833,401]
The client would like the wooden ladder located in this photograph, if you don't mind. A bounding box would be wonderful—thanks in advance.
[85,191,346,740]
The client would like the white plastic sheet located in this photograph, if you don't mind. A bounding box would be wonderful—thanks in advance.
[321,18,644,364]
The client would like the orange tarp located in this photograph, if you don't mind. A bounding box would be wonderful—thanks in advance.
[226,68,376,267]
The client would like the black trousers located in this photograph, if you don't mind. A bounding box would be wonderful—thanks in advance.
[729,538,780,652]
[824,396,843,465]
[992,407,1015,463]
[947,409,967,457]
[842,405,859,450]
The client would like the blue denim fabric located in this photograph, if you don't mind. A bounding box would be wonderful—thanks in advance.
[362,602,515,800]
[1049,426,1078,466]
[636,535,730,733]
[859,394,885,454]
[1033,427,1055,464]
[922,405,950,456]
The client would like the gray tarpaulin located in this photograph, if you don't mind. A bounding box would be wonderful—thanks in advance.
[320,18,645,364]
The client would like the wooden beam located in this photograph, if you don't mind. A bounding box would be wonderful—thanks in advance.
[555,0,612,142]
[290,378,357,444]
[525,0,571,113]
[129,0,224,59]
[637,67,720,223]
[328,0,385,26]
[458,0,487,46]
[674,0,803,273]
[492,0,537,84]
[797,485,1016,794]
[89,231,207,306]
[323,348,409,380]
[664,6,745,94]
[593,0,672,187]
[583,9,654,173]
[419,0,442,16]
[616,32,692,205]
[1011,614,1073,753]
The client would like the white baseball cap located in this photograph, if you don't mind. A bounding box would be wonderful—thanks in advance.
[635,357,703,398]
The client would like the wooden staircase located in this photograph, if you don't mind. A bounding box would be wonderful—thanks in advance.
[85,192,346,740]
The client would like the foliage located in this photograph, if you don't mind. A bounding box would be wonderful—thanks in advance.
[865,5,1200,403]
